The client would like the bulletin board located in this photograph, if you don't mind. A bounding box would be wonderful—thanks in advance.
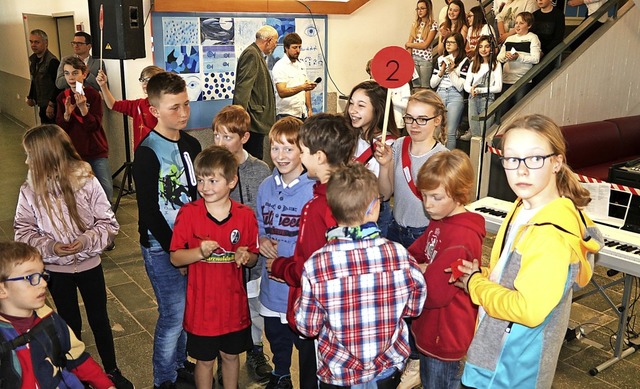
[151,12,328,129]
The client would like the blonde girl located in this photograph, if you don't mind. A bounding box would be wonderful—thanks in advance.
[453,114,603,388]
[14,124,132,387]
[374,90,448,387]
[405,0,438,89]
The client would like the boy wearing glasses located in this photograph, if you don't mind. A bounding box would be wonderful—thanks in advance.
[55,32,105,91]
[0,241,116,388]
[170,145,259,389]
[294,163,427,388]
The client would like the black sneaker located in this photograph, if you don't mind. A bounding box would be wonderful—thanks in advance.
[245,349,273,383]
[153,381,176,389]
[107,368,134,389]
[177,360,196,384]
[266,374,293,389]
[105,241,116,251]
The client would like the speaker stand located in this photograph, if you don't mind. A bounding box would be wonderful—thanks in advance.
[111,59,134,214]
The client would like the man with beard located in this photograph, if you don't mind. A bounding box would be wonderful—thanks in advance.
[271,33,318,121]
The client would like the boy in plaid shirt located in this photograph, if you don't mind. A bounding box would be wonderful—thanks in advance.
[294,163,427,388]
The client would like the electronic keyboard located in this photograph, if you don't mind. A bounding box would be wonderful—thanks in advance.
[467,197,640,277]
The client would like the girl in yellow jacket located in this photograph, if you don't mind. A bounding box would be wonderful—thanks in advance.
[452,114,603,388]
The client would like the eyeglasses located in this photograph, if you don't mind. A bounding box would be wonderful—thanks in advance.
[366,195,385,215]
[445,41,457,45]
[139,77,151,83]
[403,115,437,126]
[70,41,88,46]
[500,153,556,170]
[3,271,50,286]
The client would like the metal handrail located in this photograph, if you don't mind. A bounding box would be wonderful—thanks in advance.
[476,0,621,121]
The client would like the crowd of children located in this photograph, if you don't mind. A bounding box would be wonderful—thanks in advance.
[3,5,601,387]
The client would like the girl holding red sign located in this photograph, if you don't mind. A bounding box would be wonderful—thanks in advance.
[345,81,400,237]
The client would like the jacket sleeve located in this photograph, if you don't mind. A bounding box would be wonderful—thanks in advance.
[55,58,67,90]
[448,59,468,92]
[403,256,428,318]
[14,185,59,258]
[270,200,329,287]
[232,49,258,109]
[424,245,472,309]
[518,35,541,64]
[464,66,474,93]
[75,177,119,255]
[133,146,174,251]
[48,58,61,104]
[468,226,571,327]
[81,88,104,132]
[294,268,325,337]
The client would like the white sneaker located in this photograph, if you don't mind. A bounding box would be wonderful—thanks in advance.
[459,131,472,141]
[397,358,421,389]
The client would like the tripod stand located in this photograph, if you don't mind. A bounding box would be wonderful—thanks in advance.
[112,59,134,214]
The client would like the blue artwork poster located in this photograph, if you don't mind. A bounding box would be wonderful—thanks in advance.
[153,13,327,129]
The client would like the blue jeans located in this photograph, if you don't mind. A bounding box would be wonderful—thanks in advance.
[419,354,462,389]
[377,200,392,238]
[88,158,114,204]
[436,87,464,150]
[468,94,495,138]
[141,239,187,386]
[387,219,426,249]
[413,56,433,88]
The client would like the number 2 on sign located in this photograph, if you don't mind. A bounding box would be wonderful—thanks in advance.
[386,60,400,81]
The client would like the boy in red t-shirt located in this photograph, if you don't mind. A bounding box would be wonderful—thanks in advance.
[269,113,358,388]
[170,145,259,388]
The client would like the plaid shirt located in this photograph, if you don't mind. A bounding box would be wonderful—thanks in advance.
[294,225,427,386]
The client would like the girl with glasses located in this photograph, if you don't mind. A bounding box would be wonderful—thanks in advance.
[405,0,438,89]
[96,66,164,150]
[452,114,603,388]
[430,32,470,150]
[14,124,134,388]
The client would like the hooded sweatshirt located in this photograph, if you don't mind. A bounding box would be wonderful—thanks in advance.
[462,197,602,389]
[409,211,486,361]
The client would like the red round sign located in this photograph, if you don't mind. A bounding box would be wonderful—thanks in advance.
[371,46,415,89]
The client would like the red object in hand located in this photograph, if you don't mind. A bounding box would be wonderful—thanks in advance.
[451,258,465,280]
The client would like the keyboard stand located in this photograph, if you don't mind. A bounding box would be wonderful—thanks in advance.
[581,273,640,375]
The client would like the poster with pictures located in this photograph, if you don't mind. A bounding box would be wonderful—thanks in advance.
[153,12,327,127]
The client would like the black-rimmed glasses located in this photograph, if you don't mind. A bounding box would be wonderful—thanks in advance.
[500,154,556,170]
[138,77,151,83]
[403,115,437,126]
[3,271,50,286]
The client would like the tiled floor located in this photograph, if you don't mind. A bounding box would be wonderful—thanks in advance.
[1,113,639,388]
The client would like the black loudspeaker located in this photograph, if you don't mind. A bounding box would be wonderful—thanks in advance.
[88,0,146,60]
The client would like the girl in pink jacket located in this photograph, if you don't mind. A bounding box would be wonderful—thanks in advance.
[14,124,133,388]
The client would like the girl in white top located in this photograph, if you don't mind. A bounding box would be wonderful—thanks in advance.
[346,80,400,236]
[463,36,503,139]
[431,32,470,150]
[465,6,495,57]
[405,0,438,89]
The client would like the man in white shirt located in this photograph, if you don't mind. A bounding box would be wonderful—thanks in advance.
[271,33,318,121]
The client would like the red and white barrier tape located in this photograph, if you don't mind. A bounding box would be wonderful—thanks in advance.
[485,143,640,196]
